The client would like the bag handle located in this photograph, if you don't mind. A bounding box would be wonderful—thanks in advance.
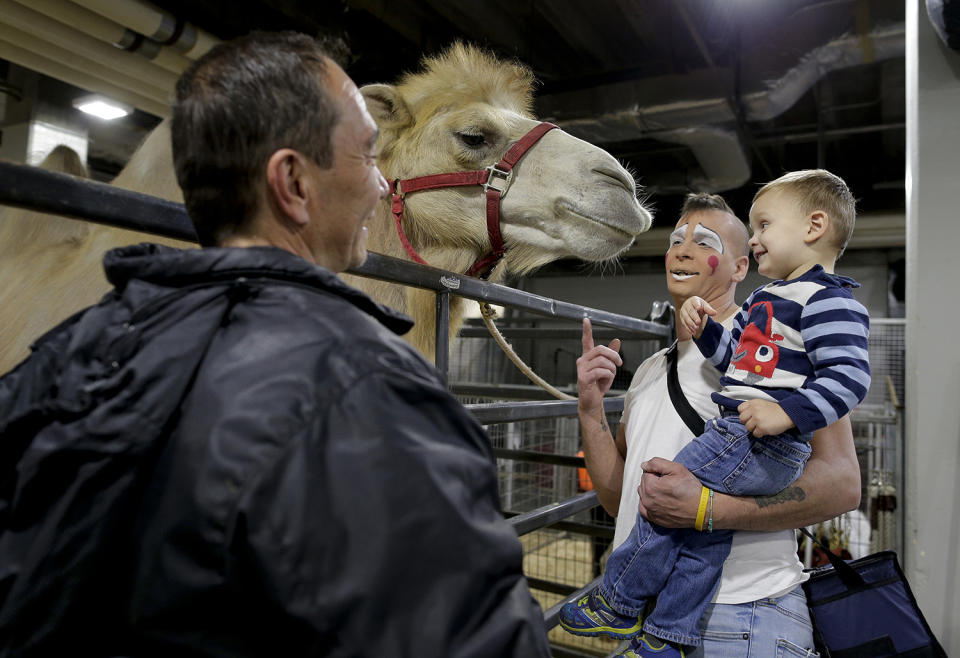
[799,527,866,589]
[666,341,707,436]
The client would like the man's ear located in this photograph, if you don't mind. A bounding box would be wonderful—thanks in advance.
[731,254,750,283]
[806,211,829,244]
[265,149,311,227]
[360,84,413,132]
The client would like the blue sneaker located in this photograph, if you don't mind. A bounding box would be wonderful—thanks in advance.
[557,588,644,639]
[616,633,687,657]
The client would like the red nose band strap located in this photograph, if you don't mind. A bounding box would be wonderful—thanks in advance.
[391,121,558,279]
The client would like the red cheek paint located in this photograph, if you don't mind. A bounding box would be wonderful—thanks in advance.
[708,255,719,275]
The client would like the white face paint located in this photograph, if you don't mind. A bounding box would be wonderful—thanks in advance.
[667,221,727,282]
[691,224,724,254]
[668,224,688,247]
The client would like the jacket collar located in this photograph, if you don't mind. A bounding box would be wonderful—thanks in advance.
[103,244,414,335]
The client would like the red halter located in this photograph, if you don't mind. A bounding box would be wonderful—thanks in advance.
[389,122,558,279]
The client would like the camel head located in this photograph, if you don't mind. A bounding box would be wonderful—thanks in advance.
[360,43,653,279]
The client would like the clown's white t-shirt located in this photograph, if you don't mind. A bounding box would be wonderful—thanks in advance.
[616,325,806,604]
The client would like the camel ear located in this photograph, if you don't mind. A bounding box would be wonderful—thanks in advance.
[360,84,413,132]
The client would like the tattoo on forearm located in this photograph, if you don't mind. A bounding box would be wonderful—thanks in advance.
[754,486,806,509]
[599,413,610,435]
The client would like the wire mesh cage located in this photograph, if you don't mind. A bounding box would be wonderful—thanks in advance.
[450,316,668,655]
[854,319,904,555]
[454,310,907,653]
[802,318,905,565]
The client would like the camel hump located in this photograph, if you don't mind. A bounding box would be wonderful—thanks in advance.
[40,145,88,178]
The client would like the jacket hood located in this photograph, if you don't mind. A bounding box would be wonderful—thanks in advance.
[103,243,414,335]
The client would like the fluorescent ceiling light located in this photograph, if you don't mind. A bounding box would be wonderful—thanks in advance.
[72,95,130,120]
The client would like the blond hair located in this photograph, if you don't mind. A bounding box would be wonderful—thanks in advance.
[755,169,856,257]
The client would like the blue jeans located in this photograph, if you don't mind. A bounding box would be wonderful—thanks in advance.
[600,415,811,646]
[611,586,819,657]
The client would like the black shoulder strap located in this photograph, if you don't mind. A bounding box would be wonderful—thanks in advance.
[798,526,867,588]
[666,341,706,436]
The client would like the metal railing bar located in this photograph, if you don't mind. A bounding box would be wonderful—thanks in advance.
[508,491,599,536]
[457,325,666,339]
[0,161,668,337]
[502,513,615,539]
[354,253,671,335]
[435,290,450,379]
[493,448,586,468]
[453,382,578,400]
[467,397,624,424]
[548,645,606,658]
[537,519,614,539]
[525,577,579,597]
[454,382,630,401]
[543,576,602,630]
[0,161,197,241]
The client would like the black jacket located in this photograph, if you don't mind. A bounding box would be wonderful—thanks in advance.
[0,244,550,657]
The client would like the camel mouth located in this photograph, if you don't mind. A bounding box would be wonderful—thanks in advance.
[556,200,642,240]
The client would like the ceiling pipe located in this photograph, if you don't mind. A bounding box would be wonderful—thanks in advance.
[21,0,191,76]
[538,23,905,193]
[0,1,179,93]
[70,0,221,60]
[647,126,753,193]
[741,24,904,122]
[0,39,169,118]
[0,25,171,108]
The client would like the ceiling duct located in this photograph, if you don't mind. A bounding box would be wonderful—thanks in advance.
[22,0,192,75]
[649,126,752,193]
[0,26,170,108]
[0,1,179,94]
[0,40,169,118]
[70,0,221,60]
[537,23,905,194]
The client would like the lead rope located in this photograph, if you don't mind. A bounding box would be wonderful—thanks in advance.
[478,301,576,401]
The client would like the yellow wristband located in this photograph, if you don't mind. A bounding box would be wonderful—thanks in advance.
[695,486,710,532]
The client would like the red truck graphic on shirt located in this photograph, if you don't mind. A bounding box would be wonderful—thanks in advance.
[730,301,784,379]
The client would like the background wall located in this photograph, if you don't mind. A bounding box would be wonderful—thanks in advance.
[904,0,960,653]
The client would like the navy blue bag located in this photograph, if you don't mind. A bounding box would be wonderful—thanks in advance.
[800,529,946,657]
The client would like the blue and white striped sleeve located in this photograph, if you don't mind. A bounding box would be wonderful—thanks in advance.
[694,297,750,374]
[777,288,871,434]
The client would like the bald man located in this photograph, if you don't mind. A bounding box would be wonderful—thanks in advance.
[573,193,860,657]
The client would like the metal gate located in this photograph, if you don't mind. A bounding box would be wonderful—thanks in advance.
[0,159,673,657]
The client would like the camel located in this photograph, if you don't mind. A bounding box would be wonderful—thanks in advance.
[0,146,94,364]
[0,130,191,374]
[353,43,651,357]
[0,43,650,373]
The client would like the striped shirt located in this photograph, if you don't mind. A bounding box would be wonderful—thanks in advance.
[695,265,871,435]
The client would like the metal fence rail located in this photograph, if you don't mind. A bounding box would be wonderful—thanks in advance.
[1,159,670,639]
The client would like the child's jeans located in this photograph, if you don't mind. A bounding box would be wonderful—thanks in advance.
[599,413,812,647]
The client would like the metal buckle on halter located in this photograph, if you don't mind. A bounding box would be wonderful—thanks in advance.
[483,164,513,196]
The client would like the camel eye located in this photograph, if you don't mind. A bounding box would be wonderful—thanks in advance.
[457,132,486,148]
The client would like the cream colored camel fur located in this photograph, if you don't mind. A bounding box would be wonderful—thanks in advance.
[355,43,651,356]
[0,131,191,373]
[0,43,650,372]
